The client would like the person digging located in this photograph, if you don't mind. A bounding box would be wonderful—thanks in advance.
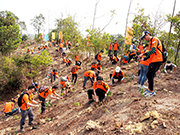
[87,76,109,104]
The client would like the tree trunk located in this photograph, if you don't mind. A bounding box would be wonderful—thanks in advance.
[166,0,176,49]
[174,40,180,64]
[92,0,100,29]
[122,0,133,55]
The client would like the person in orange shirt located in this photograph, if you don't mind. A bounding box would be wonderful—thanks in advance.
[20,86,39,132]
[108,42,112,56]
[56,47,59,52]
[138,44,151,89]
[38,85,61,114]
[27,48,30,53]
[83,70,96,89]
[87,76,109,104]
[3,100,18,117]
[50,69,58,83]
[66,58,72,67]
[75,55,81,66]
[59,42,63,53]
[128,49,136,63]
[71,62,81,84]
[139,31,163,97]
[113,39,119,57]
[137,41,144,55]
[121,54,128,65]
[110,55,119,65]
[62,57,67,63]
[31,49,34,54]
[91,61,98,71]
[110,66,125,86]
[60,76,70,96]
[96,50,104,63]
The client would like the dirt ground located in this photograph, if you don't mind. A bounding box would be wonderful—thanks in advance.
[0,42,180,135]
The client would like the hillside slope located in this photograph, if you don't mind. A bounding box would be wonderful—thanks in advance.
[0,42,180,135]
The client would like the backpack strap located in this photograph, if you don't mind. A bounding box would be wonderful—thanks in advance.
[44,88,49,96]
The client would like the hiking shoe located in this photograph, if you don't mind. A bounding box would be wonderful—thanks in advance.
[138,84,141,88]
[41,110,48,115]
[87,99,95,105]
[143,89,150,96]
[29,122,37,126]
[145,91,156,97]
[140,85,148,89]
[32,126,39,129]
[83,87,86,89]
[20,129,25,132]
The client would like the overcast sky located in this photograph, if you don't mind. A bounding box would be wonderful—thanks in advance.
[1,0,180,37]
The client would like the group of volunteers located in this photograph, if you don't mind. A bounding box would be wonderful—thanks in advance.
[3,31,177,133]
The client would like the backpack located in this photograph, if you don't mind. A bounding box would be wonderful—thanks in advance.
[71,66,76,73]
[124,56,128,61]
[61,77,68,82]
[95,53,99,60]
[17,93,29,107]
[38,86,49,93]
[157,43,168,63]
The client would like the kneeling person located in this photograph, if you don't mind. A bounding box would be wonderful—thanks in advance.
[4,100,18,117]
[87,76,109,104]
[110,66,125,85]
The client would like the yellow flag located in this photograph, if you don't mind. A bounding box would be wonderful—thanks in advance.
[125,26,133,45]
[52,32,55,40]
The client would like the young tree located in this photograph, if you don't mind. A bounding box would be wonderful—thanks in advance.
[167,11,180,64]
[30,14,45,34]
[0,11,22,55]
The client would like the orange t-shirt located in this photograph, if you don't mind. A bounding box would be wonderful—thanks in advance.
[137,44,144,53]
[97,53,102,61]
[60,81,66,88]
[51,71,58,76]
[75,55,80,61]
[20,93,33,111]
[59,43,63,48]
[91,63,98,69]
[72,65,80,74]
[140,50,151,66]
[93,81,109,92]
[63,58,67,63]
[84,70,96,78]
[4,102,14,113]
[39,88,54,98]
[148,37,163,63]
[109,44,112,50]
[112,71,125,78]
[113,43,119,51]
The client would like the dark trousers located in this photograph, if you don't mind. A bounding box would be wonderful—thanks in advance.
[110,73,123,83]
[112,60,117,65]
[128,54,136,63]
[166,65,173,71]
[87,88,106,101]
[76,61,81,66]
[147,62,161,91]
[39,95,46,114]
[114,50,118,57]
[20,107,34,130]
[71,74,77,84]
[5,108,18,116]
[108,50,112,56]
[51,74,56,83]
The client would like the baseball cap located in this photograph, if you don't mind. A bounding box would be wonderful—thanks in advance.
[141,31,150,40]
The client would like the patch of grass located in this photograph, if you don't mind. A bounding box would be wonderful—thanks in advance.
[14,115,18,119]
[74,102,80,106]
[107,91,113,97]
[46,118,52,121]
